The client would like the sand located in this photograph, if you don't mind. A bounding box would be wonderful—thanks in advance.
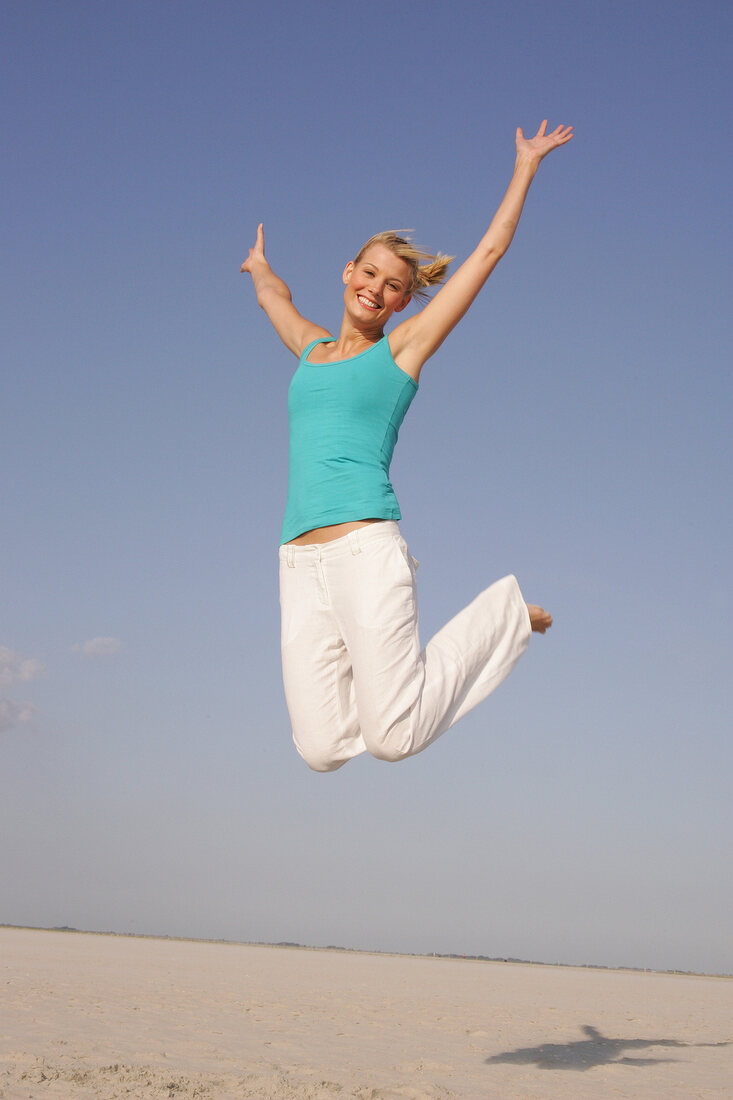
[1,927,731,1099]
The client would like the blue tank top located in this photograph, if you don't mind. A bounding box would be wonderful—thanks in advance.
[280,336,418,544]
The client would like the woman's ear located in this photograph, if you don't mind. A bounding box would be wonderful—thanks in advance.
[342,261,354,285]
[394,294,412,313]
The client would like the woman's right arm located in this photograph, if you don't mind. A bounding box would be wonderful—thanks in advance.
[241,224,330,356]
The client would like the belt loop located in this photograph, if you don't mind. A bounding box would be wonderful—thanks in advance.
[348,529,362,555]
[287,545,295,568]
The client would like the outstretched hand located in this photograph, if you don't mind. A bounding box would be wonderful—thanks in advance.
[240,222,266,274]
[516,119,573,164]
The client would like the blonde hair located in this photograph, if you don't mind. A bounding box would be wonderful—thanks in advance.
[353,231,453,304]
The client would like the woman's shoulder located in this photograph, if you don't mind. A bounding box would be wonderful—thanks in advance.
[297,327,334,359]
[387,318,422,383]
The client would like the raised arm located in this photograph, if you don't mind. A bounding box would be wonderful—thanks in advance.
[241,224,330,356]
[390,121,573,378]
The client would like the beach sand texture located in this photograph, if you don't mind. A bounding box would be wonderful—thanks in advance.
[1,927,731,1099]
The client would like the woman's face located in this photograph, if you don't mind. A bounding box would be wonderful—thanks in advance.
[343,245,412,325]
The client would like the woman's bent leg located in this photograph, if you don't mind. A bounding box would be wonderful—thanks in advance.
[418,573,531,732]
[326,526,531,762]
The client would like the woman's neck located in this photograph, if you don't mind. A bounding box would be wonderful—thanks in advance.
[332,317,384,358]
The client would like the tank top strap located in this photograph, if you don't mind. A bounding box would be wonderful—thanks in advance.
[300,336,333,363]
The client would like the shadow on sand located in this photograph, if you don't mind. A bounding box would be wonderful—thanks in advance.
[485,1024,730,1071]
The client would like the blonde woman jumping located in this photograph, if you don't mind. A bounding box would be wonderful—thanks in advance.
[242,120,573,772]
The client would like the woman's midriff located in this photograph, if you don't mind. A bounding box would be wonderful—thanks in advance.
[286,519,384,546]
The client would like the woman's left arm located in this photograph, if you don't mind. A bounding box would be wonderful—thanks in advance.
[391,120,573,377]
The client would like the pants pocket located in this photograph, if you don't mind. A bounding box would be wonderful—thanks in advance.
[391,534,420,576]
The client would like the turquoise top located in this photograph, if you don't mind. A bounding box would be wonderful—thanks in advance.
[280,336,418,544]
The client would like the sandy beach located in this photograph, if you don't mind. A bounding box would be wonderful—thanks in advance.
[1,927,730,1099]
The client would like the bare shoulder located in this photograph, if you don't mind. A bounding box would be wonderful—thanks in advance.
[257,288,331,359]
[296,322,332,357]
[387,317,424,382]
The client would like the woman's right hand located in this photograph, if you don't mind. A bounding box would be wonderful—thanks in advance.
[240,223,266,274]
[239,223,330,356]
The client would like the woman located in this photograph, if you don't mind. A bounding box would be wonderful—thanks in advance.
[242,119,572,772]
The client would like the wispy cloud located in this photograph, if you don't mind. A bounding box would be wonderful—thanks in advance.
[0,645,45,688]
[0,647,43,733]
[72,636,123,658]
[0,698,35,733]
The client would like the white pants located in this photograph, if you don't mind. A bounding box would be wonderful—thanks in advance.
[278,521,531,772]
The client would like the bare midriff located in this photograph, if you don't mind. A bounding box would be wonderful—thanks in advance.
[286,518,384,546]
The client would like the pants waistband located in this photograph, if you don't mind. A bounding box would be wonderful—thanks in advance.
[279,521,401,567]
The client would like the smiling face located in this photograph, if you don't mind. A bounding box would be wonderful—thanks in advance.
[343,245,413,328]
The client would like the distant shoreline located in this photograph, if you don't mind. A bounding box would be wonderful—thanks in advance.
[2,923,729,980]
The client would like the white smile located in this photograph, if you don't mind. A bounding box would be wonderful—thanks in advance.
[357,294,379,311]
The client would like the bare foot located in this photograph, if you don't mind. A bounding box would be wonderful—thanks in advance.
[527,604,552,634]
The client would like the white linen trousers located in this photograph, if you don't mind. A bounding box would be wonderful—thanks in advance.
[278,521,531,771]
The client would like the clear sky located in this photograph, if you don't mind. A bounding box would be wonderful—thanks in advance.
[2,0,731,975]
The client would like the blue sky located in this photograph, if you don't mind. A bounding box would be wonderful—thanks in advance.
[2,0,731,974]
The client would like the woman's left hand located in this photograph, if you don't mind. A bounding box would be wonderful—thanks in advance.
[515,119,573,164]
